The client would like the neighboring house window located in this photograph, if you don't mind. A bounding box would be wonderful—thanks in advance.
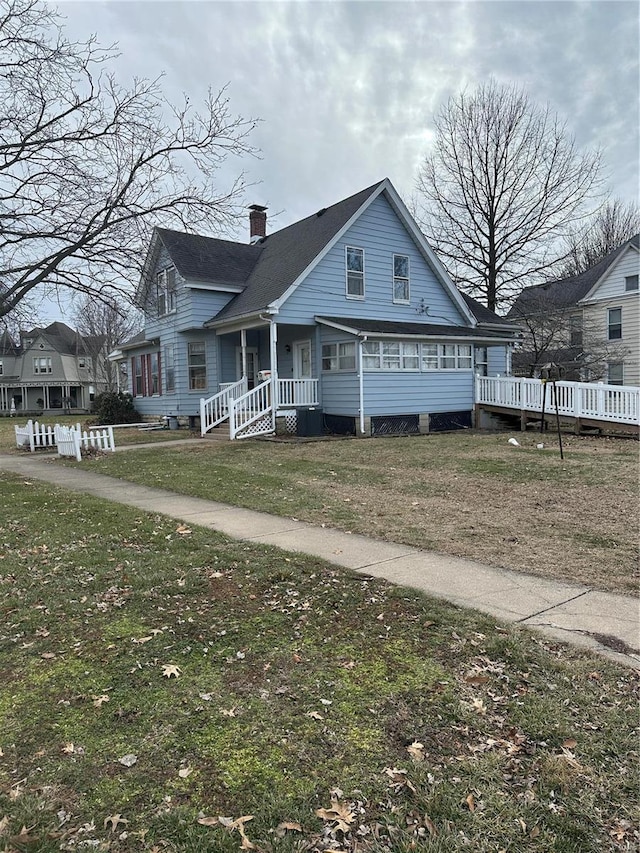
[33,357,52,374]
[156,267,177,316]
[569,315,583,347]
[608,362,624,385]
[322,342,356,371]
[474,346,488,376]
[345,247,364,298]
[0,361,3,376]
[607,308,622,340]
[624,275,638,292]
[188,342,207,389]
[393,254,410,303]
[78,356,92,370]
[164,345,175,392]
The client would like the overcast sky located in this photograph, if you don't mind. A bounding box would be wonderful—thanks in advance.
[40,0,639,321]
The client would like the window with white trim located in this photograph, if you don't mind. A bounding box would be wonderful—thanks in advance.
[33,356,52,374]
[0,361,3,376]
[322,342,356,371]
[624,275,638,292]
[345,247,364,298]
[78,356,92,370]
[133,356,144,396]
[363,341,478,371]
[474,346,488,376]
[164,344,175,392]
[608,307,622,340]
[156,267,177,316]
[149,352,160,395]
[188,342,207,390]
[393,254,410,303]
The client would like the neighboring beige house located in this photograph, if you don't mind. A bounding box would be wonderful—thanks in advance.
[0,321,108,413]
[509,235,639,385]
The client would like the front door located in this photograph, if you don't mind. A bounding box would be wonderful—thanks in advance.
[236,347,259,389]
[293,340,312,379]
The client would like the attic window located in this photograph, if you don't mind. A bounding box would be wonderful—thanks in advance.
[156,267,177,316]
[625,275,638,292]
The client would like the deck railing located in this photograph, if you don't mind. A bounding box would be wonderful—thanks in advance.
[476,377,640,425]
[200,378,248,435]
[277,378,319,408]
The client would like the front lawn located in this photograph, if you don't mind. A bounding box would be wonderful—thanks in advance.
[71,431,639,595]
[0,474,638,852]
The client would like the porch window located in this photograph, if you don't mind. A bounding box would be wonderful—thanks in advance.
[474,346,488,376]
[188,341,207,389]
[421,344,438,370]
[345,247,364,298]
[457,345,473,369]
[156,267,177,316]
[393,254,410,303]
[402,341,420,369]
[440,345,456,369]
[382,342,401,370]
[322,342,356,371]
[608,307,622,340]
[33,356,52,374]
[164,344,175,392]
[363,341,420,370]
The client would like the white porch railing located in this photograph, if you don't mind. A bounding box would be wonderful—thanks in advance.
[277,378,319,408]
[229,379,273,440]
[476,377,640,425]
[200,377,248,435]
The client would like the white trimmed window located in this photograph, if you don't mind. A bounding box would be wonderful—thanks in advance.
[156,267,177,316]
[322,342,356,371]
[133,356,144,396]
[608,307,622,340]
[624,275,638,292]
[164,344,175,392]
[149,352,160,395]
[608,363,624,385]
[78,356,92,370]
[345,247,364,298]
[364,340,479,371]
[0,361,3,375]
[33,356,52,374]
[393,254,410,303]
[474,346,488,376]
[188,342,207,390]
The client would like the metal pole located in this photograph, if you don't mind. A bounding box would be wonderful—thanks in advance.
[540,379,547,433]
[552,380,564,460]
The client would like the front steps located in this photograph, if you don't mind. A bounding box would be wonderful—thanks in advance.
[202,421,231,441]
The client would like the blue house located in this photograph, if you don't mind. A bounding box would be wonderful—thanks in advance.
[116,179,519,438]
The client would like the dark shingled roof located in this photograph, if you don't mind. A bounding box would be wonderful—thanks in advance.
[211,180,386,322]
[317,317,516,340]
[508,234,639,317]
[0,330,19,355]
[155,228,261,285]
[22,322,96,356]
[461,292,518,327]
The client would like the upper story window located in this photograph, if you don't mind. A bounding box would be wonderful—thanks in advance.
[393,254,410,303]
[322,342,356,371]
[33,356,52,374]
[608,307,622,340]
[345,247,364,299]
[569,315,583,347]
[188,341,207,390]
[625,275,638,292]
[78,356,92,370]
[0,361,3,375]
[156,267,177,316]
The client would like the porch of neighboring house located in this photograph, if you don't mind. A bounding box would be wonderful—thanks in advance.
[0,382,94,414]
[200,321,320,439]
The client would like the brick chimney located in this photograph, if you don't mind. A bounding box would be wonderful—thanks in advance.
[248,204,267,242]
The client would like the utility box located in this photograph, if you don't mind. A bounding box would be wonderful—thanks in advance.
[296,408,323,437]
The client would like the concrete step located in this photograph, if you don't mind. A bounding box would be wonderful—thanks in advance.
[202,423,231,441]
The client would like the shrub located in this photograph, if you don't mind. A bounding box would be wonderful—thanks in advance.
[92,391,139,425]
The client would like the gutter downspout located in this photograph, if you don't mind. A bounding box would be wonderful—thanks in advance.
[359,334,367,437]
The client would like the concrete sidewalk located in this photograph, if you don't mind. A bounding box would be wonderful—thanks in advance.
[1,450,638,669]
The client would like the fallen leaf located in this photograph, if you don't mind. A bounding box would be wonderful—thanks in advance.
[0,815,9,833]
[162,664,181,678]
[176,524,192,535]
[41,652,56,659]
[424,815,438,837]
[61,743,75,754]
[306,711,323,720]
[133,636,154,644]
[93,695,109,707]
[178,767,192,778]
[530,826,541,839]
[197,816,219,827]
[220,708,237,717]
[466,793,476,812]
[118,754,137,767]
[276,821,302,834]
[562,738,577,749]
[407,740,425,761]
[104,814,128,832]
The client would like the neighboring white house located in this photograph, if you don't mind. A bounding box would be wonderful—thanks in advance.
[509,235,639,384]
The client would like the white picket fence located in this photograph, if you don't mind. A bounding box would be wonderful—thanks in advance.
[15,420,116,458]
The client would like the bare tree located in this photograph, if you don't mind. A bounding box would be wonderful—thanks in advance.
[559,199,640,277]
[72,294,142,391]
[415,80,602,312]
[0,0,257,320]
[509,289,628,379]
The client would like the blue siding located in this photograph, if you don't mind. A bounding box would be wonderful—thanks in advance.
[488,346,507,376]
[363,371,474,415]
[278,194,467,327]
[176,287,234,331]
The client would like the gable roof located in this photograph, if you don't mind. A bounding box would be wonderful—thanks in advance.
[508,234,640,316]
[0,330,19,355]
[155,228,262,285]
[20,322,99,356]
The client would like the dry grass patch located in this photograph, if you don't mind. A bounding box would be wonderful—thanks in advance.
[71,430,639,596]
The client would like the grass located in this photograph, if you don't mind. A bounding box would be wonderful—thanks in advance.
[57,430,640,596]
[0,474,638,852]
